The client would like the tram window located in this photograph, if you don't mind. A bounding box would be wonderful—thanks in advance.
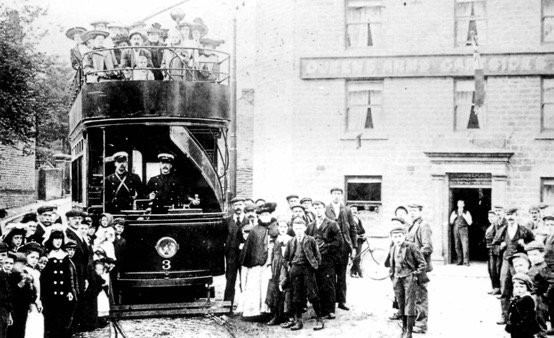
[132,150,143,180]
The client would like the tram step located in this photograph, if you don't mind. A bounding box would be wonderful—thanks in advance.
[110,300,232,318]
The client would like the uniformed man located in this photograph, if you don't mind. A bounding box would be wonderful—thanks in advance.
[105,151,145,213]
[325,187,357,311]
[147,153,199,213]
[223,197,246,303]
[406,203,433,334]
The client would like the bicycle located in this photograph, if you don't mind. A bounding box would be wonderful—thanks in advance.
[348,235,391,280]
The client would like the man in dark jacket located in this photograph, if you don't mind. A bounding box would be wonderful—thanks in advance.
[306,201,343,319]
[492,207,535,325]
[144,24,164,80]
[406,203,433,334]
[389,220,428,338]
[105,151,145,213]
[120,31,153,69]
[223,197,246,303]
[325,187,357,311]
[349,205,366,278]
[0,242,13,338]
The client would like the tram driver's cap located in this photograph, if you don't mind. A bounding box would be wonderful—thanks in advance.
[112,151,128,162]
[157,153,174,162]
[66,27,87,40]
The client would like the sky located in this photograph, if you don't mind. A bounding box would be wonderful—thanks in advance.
[10,0,257,89]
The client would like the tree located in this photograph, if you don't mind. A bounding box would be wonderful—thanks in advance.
[0,2,48,154]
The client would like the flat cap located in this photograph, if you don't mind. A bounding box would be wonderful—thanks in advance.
[529,205,540,213]
[65,209,83,218]
[112,218,126,226]
[286,194,299,201]
[390,223,407,234]
[290,204,305,211]
[37,205,55,214]
[544,215,554,222]
[493,205,504,209]
[512,273,533,290]
[257,202,277,214]
[508,252,530,264]
[291,217,306,225]
[525,241,545,253]
[505,207,518,215]
[64,240,78,249]
[0,242,8,253]
[539,203,549,210]
[244,202,256,212]
[230,197,245,204]
[157,153,174,162]
[300,197,312,204]
[312,200,326,207]
[329,187,343,194]
[407,203,423,209]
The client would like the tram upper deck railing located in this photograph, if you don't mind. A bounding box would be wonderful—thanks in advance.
[68,46,230,134]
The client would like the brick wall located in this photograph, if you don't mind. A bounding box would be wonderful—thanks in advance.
[0,144,36,209]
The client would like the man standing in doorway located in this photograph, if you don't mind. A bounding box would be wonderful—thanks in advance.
[407,203,433,334]
[325,188,357,311]
[450,200,473,266]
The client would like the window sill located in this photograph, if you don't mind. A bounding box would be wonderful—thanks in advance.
[535,131,554,140]
[340,131,388,141]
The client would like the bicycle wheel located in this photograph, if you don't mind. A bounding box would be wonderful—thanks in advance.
[361,247,390,280]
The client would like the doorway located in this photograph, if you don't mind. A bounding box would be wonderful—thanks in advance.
[449,188,491,262]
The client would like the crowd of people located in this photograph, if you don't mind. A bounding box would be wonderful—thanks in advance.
[223,190,433,337]
[0,206,126,338]
[483,204,554,338]
[67,18,224,84]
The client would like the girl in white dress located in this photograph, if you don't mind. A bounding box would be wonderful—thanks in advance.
[22,243,44,338]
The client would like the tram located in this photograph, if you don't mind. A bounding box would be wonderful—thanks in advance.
[68,43,231,317]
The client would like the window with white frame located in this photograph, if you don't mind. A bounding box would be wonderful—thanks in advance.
[345,176,382,205]
[541,178,554,204]
[455,0,487,46]
[346,0,384,48]
[346,81,383,132]
[455,80,484,130]
[543,0,554,42]
[542,79,554,130]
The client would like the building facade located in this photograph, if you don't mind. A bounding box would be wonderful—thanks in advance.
[251,0,554,263]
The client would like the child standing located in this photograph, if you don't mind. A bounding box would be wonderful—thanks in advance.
[266,218,292,326]
[282,218,324,331]
[506,273,540,338]
[389,220,428,338]
[525,241,554,338]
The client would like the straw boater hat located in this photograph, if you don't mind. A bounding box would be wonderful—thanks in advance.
[82,30,109,43]
[65,27,87,40]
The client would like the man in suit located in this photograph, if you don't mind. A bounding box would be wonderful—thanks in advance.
[120,30,153,69]
[65,209,90,333]
[32,206,55,244]
[325,187,357,311]
[0,242,13,338]
[224,197,246,303]
[406,203,434,334]
[105,151,145,213]
[306,200,343,319]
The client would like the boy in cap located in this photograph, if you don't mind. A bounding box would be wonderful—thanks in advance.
[300,198,315,223]
[282,218,324,331]
[526,241,553,337]
[389,219,428,338]
[506,273,540,338]
[510,253,531,275]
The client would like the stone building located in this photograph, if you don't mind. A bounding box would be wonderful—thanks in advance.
[250,0,554,263]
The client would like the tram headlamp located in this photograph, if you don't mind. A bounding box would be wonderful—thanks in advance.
[155,237,179,258]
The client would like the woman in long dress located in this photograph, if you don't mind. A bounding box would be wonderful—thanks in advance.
[40,229,77,338]
[239,202,279,317]
[21,242,45,338]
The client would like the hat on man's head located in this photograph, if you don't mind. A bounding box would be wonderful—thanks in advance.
[544,215,554,222]
[329,187,343,194]
[244,202,256,212]
[113,218,126,226]
[0,242,9,253]
[508,252,531,265]
[128,30,146,41]
[312,200,326,207]
[505,207,519,215]
[65,209,83,218]
[157,153,174,162]
[529,205,540,213]
[407,203,423,209]
[512,273,533,290]
[112,151,129,162]
[21,212,38,223]
[291,217,306,225]
[66,27,87,40]
[539,203,549,210]
[291,205,305,211]
[390,223,407,234]
[256,202,277,214]
[147,23,163,34]
[63,240,78,250]
[37,206,54,215]
[488,210,497,215]
[230,197,245,204]
[286,194,299,201]
[299,197,312,204]
[525,241,545,253]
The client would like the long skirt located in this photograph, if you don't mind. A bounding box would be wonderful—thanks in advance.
[24,306,44,338]
[239,265,272,317]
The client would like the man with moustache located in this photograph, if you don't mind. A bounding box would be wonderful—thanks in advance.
[120,30,153,69]
[325,187,357,311]
[147,153,198,213]
[492,207,535,325]
[105,151,145,213]
[306,201,343,319]
[224,197,246,303]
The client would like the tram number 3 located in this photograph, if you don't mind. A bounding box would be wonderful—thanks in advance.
[162,260,171,270]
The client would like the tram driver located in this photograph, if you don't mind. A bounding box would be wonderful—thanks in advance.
[105,151,145,213]
[147,153,200,213]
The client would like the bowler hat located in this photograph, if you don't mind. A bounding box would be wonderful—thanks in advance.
[525,241,545,253]
[66,27,87,40]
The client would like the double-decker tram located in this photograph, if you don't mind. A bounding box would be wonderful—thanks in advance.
[68,41,232,318]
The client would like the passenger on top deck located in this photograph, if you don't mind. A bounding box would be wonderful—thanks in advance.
[120,30,153,69]
[198,38,223,82]
[131,56,155,80]
[179,22,195,65]
[161,30,191,81]
[144,23,165,80]
[66,27,88,70]
[82,30,118,81]
[90,20,109,31]
[112,34,130,65]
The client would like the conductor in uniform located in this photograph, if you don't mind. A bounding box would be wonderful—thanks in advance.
[147,153,199,213]
[105,151,145,213]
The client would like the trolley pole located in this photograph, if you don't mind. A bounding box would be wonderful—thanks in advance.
[229,8,238,199]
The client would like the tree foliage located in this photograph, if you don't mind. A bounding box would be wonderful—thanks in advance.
[0,2,71,165]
